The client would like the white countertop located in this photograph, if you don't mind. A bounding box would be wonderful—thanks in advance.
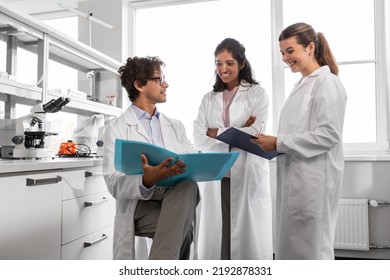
[1,154,390,175]
[0,157,103,174]
[344,154,390,161]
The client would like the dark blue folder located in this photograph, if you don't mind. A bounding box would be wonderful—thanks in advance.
[114,139,239,188]
[216,127,280,160]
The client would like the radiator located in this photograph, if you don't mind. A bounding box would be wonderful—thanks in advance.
[334,198,370,251]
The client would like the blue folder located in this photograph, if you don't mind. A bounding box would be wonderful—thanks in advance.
[216,127,280,160]
[114,139,239,188]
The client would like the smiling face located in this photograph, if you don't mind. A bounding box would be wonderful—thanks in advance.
[215,50,241,90]
[279,36,319,77]
[144,71,168,103]
[133,69,169,115]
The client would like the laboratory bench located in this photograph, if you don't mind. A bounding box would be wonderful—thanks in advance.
[0,157,115,260]
[0,156,103,174]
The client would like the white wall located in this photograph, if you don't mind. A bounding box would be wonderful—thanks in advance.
[337,160,390,259]
[270,159,390,259]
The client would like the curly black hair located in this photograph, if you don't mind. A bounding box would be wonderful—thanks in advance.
[118,56,165,101]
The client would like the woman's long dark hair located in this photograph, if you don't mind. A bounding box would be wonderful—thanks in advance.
[279,22,339,75]
[213,38,258,92]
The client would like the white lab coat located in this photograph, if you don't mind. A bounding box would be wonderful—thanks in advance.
[275,66,347,260]
[193,82,273,260]
[103,106,195,260]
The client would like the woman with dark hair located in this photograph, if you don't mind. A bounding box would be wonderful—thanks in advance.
[194,38,273,260]
[251,23,347,259]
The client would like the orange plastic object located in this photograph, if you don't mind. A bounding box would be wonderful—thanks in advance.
[58,140,77,155]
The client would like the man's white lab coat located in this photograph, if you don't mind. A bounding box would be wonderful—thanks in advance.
[103,106,195,259]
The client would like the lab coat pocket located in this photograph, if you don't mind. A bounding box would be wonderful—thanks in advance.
[286,157,325,213]
[249,158,270,200]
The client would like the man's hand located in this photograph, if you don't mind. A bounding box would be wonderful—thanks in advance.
[141,153,187,188]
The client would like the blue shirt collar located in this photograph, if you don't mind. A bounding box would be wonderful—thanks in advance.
[131,104,160,120]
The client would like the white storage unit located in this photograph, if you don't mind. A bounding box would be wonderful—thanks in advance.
[0,159,115,260]
[0,171,62,260]
[61,166,115,259]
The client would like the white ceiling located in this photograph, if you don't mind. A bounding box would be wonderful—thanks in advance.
[2,0,86,15]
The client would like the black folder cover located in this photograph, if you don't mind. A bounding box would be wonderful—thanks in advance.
[216,127,280,160]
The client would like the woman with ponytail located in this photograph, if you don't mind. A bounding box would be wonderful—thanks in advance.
[251,23,347,259]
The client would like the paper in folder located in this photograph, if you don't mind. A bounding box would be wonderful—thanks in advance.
[114,139,239,188]
[216,127,280,160]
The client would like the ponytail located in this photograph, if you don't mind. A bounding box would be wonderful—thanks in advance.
[316,32,338,76]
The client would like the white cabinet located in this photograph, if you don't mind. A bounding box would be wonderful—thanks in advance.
[0,164,115,260]
[61,226,114,260]
[61,166,115,259]
[0,171,62,260]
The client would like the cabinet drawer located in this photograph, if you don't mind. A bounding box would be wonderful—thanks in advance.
[0,172,62,260]
[62,192,115,244]
[62,167,107,200]
[61,226,113,260]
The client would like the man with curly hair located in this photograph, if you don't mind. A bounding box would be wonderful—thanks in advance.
[103,56,199,260]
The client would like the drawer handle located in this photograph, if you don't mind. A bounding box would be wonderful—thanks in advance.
[84,197,108,207]
[85,171,103,177]
[26,175,62,186]
[84,234,108,248]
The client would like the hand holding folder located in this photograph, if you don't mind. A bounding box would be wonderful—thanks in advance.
[114,139,239,188]
[216,127,280,160]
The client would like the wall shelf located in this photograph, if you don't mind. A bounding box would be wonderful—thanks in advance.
[0,77,42,100]
[0,1,123,117]
[47,91,122,117]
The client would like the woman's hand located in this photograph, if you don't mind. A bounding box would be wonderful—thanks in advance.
[243,115,256,127]
[206,128,218,138]
[141,153,186,188]
[206,115,256,139]
[250,134,277,152]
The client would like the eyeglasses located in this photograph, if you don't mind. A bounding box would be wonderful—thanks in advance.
[147,75,165,85]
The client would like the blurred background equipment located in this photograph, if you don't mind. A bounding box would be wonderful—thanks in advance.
[72,114,104,155]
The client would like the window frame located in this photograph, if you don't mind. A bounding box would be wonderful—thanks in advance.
[126,0,390,155]
[271,0,389,154]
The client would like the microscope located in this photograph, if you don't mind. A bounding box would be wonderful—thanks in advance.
[0,97,70,159]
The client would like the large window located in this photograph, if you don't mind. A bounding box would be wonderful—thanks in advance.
[279,0,387,152]
[132,0,272,140]
[130,0,389,153]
